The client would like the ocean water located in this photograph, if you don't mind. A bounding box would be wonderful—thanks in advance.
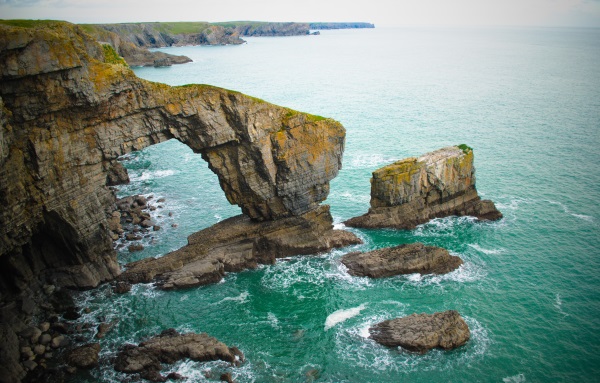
[74,27,600,382]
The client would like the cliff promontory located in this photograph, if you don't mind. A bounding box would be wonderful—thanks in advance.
[0,21,359,381]
[345,146,502,229]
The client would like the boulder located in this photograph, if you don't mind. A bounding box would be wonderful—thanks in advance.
[67,343,101,369]
[369,310,470,352]
[341,243,462,278]
[345,146,502,229]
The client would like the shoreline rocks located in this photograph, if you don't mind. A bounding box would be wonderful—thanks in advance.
[341,243,463,278]
[120,205,362,289]
[369,310,470,352]
[345,146,502,230]
[114,328,244,382]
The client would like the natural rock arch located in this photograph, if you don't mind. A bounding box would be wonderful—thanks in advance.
[0,22,353,292]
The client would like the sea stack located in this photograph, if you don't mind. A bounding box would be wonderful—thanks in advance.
[345,145,502,230]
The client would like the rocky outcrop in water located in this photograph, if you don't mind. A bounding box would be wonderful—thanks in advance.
[345,146,502,229]
[114,328,243,382]
[369,310,470,352]
[341,243,462,278]
[309,22,375,29]
[121,205,360,289]
[0,21,359,382]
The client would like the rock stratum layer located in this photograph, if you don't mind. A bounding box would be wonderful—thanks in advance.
[341,243,462,278]
[345,146,502,229]
[0,21,359,382]
[369,310,470,352]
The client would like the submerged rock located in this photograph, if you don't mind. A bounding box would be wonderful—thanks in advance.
[341,243,462,278]
[345,146,502,229]
[114,329,243,382]
[369,310,470,352]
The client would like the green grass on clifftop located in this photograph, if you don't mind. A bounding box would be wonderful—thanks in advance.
[457,144,473,154]
[102,44,128,67]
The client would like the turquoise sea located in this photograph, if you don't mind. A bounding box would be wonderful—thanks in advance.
[75,27,600,382]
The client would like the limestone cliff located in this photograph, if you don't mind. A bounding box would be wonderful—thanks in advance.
[0,20,350,288]
[0,21,359,381]
[345,146,502,229]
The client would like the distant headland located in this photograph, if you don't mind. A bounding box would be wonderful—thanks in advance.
[78,21,374,66]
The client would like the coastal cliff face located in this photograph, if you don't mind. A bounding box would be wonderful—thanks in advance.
[345,146,502,229]
[0,21,358,381]
[0,21,348,291]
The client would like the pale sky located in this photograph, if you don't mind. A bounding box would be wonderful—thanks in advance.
[1,0,599,27]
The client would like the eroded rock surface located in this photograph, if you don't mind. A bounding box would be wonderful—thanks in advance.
[0,21,358,382]
[345,146,502,229]
[114,329,243,382]
[369,310,470,352]
[121,205,361,289]
[341,243,462,278]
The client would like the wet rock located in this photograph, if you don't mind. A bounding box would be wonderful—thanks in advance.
[369,310,470,352]
[33,344,46,355]
[167,372,184,380]
[22,359,38,371]
[67,343,101,369]
[96,322,115,339]
[51,335,65,348]
[157,198,166,203]
[39,333,52,345]
[114,329,243,380]
[50,322,68,334]
[113,281,132,294]
[125,233,142,241]
[63,307,81,320]
[38,322,50,333]
[107,161,130,186]
[20,346,34,359]
[341,243,463,278]
[43,285,56,295]
[140,219,154,228]
[128,243,144,252]
[345,146,502,229]
[19,326,42,344]
[220,372,234,383]
[153,225,161,231]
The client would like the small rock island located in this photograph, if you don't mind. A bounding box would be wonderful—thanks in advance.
[369,310,470,352]
[341,243,463,278]
[345,145,502,229]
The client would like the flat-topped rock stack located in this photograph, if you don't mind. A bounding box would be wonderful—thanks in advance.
[345,145,502,229]
[341,242,463,278]
[369,310,470,352]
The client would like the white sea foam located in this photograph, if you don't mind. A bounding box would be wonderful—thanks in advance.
[468,243,506,255]
[130,169,176,182]
[267,312,280,329]
[325,304,367,331]
[218,291,250,304]
[547,200,595,223]
[554,293,569,317]
[350,153,398,169]
[503,373,526,383]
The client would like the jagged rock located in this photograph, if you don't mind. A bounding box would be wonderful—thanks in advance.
[128,244,144,252]
[106,161,130,186]
[120,205,361,289]
[220,372,234,383]
[67,343,101,369]
[369,310,470,352]
[345,146,502,229]
[38,322,50,333]
[50,335,65,348]
[114,329,242,381]
[113,281,132,294]
[96,322,115,339]
[341,243,462,278]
